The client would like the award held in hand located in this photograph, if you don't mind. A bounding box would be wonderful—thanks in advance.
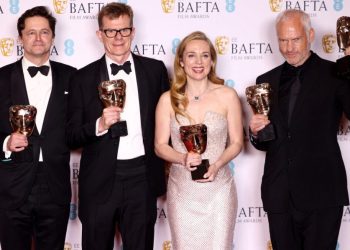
[246,83,275,142]
[336,16,350,79]
[98,79,128,137]
[9,105,37,136]
[180,124,209,180]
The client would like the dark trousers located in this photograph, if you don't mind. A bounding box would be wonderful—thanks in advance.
[81,156,157,250]
[0,164,70,250]
[267,201,343,250]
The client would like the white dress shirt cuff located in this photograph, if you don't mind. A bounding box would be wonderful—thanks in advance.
[2,136,12,158]
[96,118,108,136]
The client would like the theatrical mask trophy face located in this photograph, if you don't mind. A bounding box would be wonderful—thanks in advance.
[0,38,14,56]
[246,83,272,116]
[337,16,350,51]
[322,34,336,53]
[9,105,37,136]
[336,16,350,79]
[179,124,209,180]
[161,0,175,13]
[269,0,282,12]
[98,80,126,108]
[246,83,275,142]
[98,79,128,137]
[215,36,229,55]
[53,0,69,14]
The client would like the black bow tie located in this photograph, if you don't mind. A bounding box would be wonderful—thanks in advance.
[110,61,131,75]
[27,65,50,77]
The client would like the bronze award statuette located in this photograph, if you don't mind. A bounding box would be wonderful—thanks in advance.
[9,105,37,136]
[180,124,209,180]
[98,79,128,137]
[336,16,350,79]
[246,83,276,142]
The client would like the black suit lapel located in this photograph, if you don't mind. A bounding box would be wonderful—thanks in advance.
[132,54,149,136]
[10,59,30,105]
[41,61,58,135]
[10,59,39,136]
[99,55,109,82]
[270,67,288,130]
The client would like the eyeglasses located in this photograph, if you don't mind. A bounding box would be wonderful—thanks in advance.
[101,27,133,38]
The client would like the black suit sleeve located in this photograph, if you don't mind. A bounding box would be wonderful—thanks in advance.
[66,70,100,150]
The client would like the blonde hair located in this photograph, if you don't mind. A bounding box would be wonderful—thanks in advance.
[171,31,224,123]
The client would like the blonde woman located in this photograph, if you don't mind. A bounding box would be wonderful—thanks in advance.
[155,31,243,249]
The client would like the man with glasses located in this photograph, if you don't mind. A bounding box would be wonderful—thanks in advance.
[66,2,169,250]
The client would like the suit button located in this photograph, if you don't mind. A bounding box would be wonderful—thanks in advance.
[287,133,291,139]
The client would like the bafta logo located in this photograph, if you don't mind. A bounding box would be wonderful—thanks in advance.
[64,242,72,250]
[163,240,172,250]
[269,0,282,12]
[215,36,229,55]
[0,38,14,56]
[53,0,68,14]
[322,34,336,53]
[161,0,175,13]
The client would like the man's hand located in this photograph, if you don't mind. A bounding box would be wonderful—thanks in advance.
[98,106,123,132]
[249,114,270,136]
[7,133,28,152]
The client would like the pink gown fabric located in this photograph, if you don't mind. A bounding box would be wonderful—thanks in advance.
[167,111,238,250]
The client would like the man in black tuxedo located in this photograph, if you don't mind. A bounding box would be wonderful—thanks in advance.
[249,9,350,250]
[66,3,169,250]
[0,6,76,250]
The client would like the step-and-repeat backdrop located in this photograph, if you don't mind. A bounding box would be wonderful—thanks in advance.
[1,0,349,249]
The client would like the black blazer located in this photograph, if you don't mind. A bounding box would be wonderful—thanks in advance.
[251,52,350,212]
[66,54,169,216]
[0,58,76,209]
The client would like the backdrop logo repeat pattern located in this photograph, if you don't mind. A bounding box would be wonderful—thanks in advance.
[0,38,15,56]
[9,0,20,14]
[333,0,344,11]
[322,34,337,53]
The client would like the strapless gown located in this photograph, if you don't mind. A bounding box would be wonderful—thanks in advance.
[167,111,237,250]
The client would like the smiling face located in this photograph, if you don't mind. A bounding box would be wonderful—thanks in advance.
[96,14,134,64]
[277,15,314,67]
[180,39,213,82]
[19,16,54,63]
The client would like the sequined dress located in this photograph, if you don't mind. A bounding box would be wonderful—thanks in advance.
[168,111,237,250]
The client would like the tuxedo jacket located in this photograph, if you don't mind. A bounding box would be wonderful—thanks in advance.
[251,52,350,212]
[0,58,76,209]
[66,54,169,216]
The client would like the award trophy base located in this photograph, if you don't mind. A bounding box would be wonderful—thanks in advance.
[336,55,350,80]
[191,159,209,180]
[257,123,275,142]
[109,120,128,138]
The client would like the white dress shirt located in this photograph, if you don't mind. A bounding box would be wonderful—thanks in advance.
[3,57,52,161]
[96,55,145,159]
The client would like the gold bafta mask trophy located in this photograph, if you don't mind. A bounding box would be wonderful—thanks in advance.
[161,0,175,13]
[98,80,128,137]
[179,124,209,180]
[9,105,37,136]
[246,83,275,142]
[336,16,350,79]
[0,38,15,57]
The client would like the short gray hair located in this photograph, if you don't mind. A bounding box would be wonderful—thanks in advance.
[276,9,312,41]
